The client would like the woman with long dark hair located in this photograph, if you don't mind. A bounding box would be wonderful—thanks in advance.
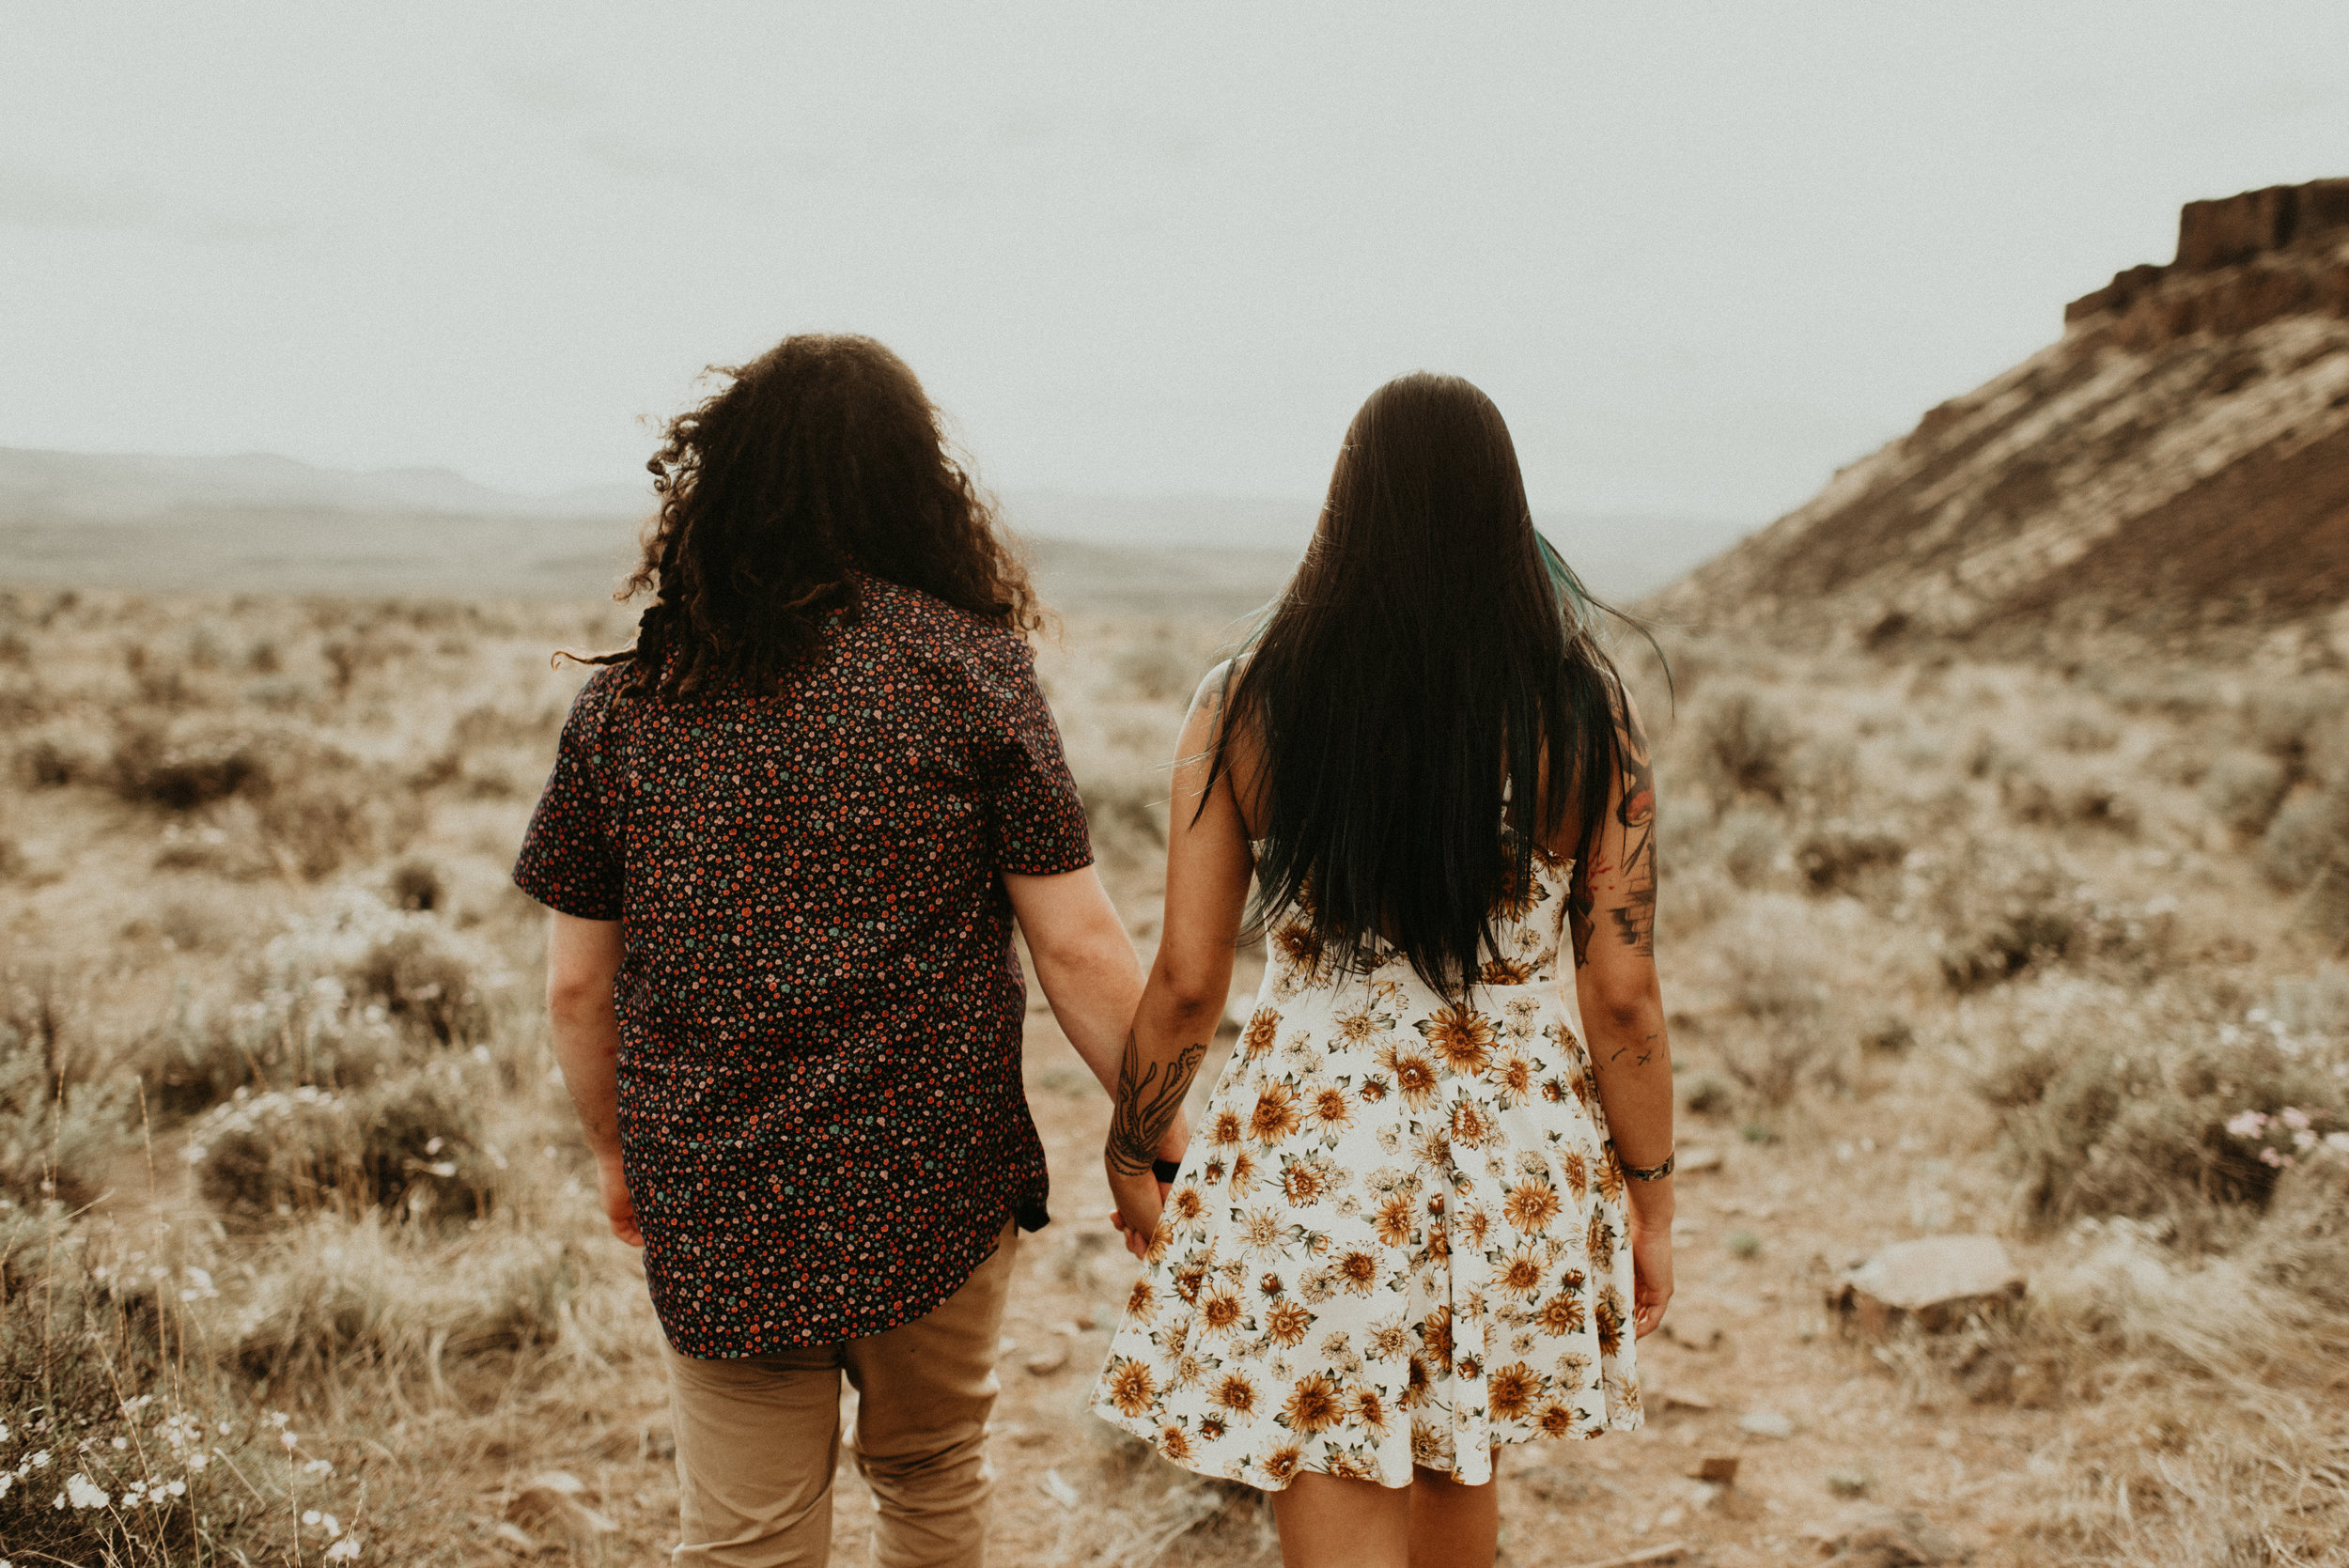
[1088,374,1675,1568]
[516,334,1177,1567]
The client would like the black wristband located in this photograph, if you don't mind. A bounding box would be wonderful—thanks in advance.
[1623,1151,1675,1183]
[1152,1157,1182,1183]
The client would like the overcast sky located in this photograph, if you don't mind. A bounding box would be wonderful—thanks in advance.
[5,2,2346,530]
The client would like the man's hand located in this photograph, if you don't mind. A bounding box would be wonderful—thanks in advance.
[596,1152,645,1248]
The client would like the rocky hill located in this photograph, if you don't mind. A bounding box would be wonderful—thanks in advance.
[1655,179,2349,660]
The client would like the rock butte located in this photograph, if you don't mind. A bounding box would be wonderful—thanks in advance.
[1655,179,2349,660]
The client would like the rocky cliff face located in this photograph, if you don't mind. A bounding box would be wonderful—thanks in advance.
[1655,179,2349,660]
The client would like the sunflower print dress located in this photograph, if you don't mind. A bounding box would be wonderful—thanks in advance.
[1089,847,1642,1490]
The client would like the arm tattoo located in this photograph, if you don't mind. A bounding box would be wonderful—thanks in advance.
[1606,1030,1663,1067]
[1106,1030,1208,1176]
[1608,713,1658,958]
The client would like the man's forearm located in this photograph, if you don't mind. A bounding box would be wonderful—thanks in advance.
[1034,943,1145,1094]
[551,1000,626,1163]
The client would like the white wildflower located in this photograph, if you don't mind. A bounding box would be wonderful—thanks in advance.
[324,1538,363,1561]
[65,1472,109,1509]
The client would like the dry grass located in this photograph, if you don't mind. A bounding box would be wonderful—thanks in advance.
[4,584,2348,1564]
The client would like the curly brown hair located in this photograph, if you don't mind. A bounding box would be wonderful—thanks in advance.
[582,334,1039,699]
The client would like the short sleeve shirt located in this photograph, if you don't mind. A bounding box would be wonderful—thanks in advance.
[513,576,1093,1357]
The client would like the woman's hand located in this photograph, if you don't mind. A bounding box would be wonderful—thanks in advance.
[1107,1155,1167,1260]
[1107,1110,1191,1259]
[596,1152,645,1248]
[1626,1183,1673,1338]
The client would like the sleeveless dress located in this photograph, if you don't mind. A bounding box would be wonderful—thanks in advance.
[1088,845,1644,1490]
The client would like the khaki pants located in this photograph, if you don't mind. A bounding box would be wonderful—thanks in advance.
[662,1223,1018,1568]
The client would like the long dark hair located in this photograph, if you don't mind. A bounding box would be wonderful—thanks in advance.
[1209,372,1641,1001]
[582,334,1038,698]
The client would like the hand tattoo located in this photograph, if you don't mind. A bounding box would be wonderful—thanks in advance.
[1106,1030,1207,1176]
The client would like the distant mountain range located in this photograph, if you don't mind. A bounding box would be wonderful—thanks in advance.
[0,446,648,526]
[0,445,1751,613]
[1655,179,2349,658]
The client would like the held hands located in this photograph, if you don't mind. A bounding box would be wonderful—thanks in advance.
[1106,1110,1189,1260]
[595,1151,645,1248]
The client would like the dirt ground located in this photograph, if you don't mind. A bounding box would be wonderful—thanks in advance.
[4,590,2346,1566]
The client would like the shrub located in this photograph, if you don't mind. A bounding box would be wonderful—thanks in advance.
[343,925,490,1045]
[2245,678,2349,770]
[0,1231,375,1566]
[2199,750,2288,834]
[0,970,136,1207]
[1978,981,2346,1241]
[110,721,268,809]
[266,889,498,1045]
[2000,768,2139,833]
[2302,862,2349,947]
[2140,737,2211,787]
[1714,805,1781,887]
[1793,736,1860,815]
[1680,1072,1735,1116]
[2261,782,2349,891]
[189,1069,498,1225]
[225,1216,576,1383]
[1708,896,1846,1105]
[108,722,422,878]
[258,769,412,879]
[385,856,445,912]
[1684,688,1796,806]
[1795,825,1907,897]
[2250,1144,2349,1310]
[136,893,500,1112]
[2043,706,2120,753]
[0,1037,134,1208]
[136,975,412,1113]
[1112,636,1202,703]
[1929,859,2080,991]
[1714,895,1831,1021]
[1077,769,1168,869]
[14,718,112,789]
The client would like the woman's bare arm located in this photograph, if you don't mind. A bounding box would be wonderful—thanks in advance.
[1105,669,1254,1252]
[1566,692,1674,1336]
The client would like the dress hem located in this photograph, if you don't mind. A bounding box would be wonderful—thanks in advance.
[1085,1400,1644,1493]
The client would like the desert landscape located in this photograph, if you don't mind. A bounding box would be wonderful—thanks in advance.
[4,181,2349,1568]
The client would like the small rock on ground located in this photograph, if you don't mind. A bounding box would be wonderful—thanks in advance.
[1814,1507,1965,1565]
